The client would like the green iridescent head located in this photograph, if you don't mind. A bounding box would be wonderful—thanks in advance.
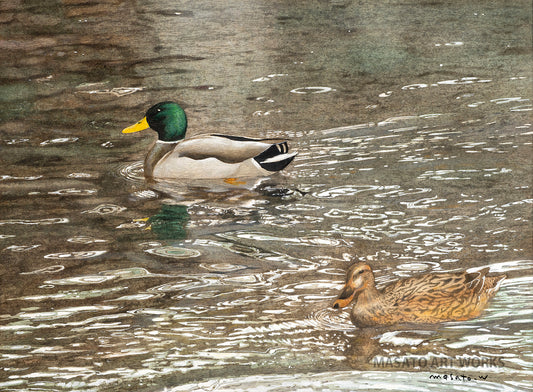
[122,101,188,142]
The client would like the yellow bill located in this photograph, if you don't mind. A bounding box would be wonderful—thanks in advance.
[122,117,150,133]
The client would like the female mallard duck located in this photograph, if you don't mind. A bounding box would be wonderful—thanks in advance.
[122,101,297,180]
[333,262,505,327]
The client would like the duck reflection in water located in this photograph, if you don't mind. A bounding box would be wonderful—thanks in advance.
[333,262,505,328]
[146,204,189,240]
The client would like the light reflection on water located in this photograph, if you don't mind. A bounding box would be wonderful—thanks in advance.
[1,0,532,391]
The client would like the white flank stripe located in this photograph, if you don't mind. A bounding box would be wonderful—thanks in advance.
[262,152,297,164]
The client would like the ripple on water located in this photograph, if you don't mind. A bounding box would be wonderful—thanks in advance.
[4,138,30,145]
[272,279,338,309]
[396,232,464,247]
[67,172,93,178]
[312,185,386,199]
[227,231,342,247]
[481,259,533,273]
[275,203,323,212]
[145,246,201,259]
[445,333,530,350]
[131,189,159,200]
[81,204,127,215]
[16,305,117,321]
[4,244,40,252]
[12,286,124,301]
[116,161,145,182]
[20,265,65,274]
[179,290,225,301]
[39,137,79,146]
[510,104,532,112]
[228,319,317,337]
[490,97,529,105]
[200,263,248,272]
[110,293,164,301]
[437,76,492,85]
[399,195,448,209]
[202,237,264,256]
[99,267,170,280]
[402,83,428,90]
[0,174,43,181]
[44,250,107,259]
[76,86,144,97]
[44,275,116,285]
[224,273,269,286]
[217,294,272,308]
[0,217,69,225]
[290,86,336,94]
[31,267,161,289]
[324,208,388,220]
[252,73,287,82]
[48,188,97,196]
[378,330,428,346]
[67,236,107,244]
[435,41,464,46]
[392,262,442,277]
[147,279,204,293]
[374,187,432,198]
[396,263,432,272]
[308,308,354,331]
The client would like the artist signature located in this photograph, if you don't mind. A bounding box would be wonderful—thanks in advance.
[430,374,488,382]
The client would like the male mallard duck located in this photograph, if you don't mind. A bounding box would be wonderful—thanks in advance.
[122,101,297,180]
[333,262,505,327]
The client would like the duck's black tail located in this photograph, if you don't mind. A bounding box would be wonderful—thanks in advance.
[254,142,297,172]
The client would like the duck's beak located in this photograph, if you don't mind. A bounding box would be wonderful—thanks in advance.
[122,117,149,133]
[333,282,357,309]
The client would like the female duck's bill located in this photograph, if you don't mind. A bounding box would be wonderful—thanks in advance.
[333,262,506,328]
[122,101,297,180]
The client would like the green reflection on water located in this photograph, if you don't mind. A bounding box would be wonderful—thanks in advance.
[148,204,189,240]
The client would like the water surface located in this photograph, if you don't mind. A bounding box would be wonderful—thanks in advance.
[0,0,532,391]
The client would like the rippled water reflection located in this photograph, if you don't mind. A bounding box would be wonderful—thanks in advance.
[1,0,532,391]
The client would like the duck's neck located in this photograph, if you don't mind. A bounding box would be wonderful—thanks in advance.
[351,284,384,327]
[357,284,381,305]
[144,141,177,178]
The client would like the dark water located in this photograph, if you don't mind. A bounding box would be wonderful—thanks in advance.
[1,1,532,391]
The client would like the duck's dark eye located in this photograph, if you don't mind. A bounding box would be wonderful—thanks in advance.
[358,270,365,275]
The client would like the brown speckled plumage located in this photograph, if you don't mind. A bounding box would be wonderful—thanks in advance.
[333,262,505,327]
